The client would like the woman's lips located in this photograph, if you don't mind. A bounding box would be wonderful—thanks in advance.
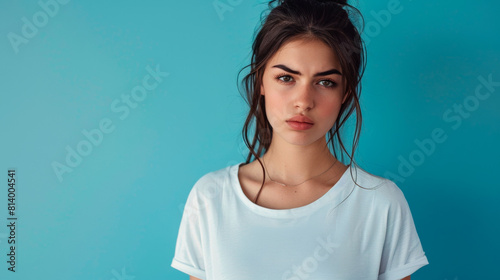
[286,121,314,130]
[286,114,314,130]
[287,115,314,123]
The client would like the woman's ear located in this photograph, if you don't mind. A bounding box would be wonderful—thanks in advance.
[260,84,265,96]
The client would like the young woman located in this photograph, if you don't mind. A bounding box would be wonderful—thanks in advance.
[172,0,429,279]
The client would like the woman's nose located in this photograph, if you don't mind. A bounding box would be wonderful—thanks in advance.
[293,83,315,111]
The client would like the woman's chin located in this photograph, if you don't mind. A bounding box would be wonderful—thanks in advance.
[273,133,327,148]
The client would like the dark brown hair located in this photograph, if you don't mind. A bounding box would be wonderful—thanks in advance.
[237,0,369,204]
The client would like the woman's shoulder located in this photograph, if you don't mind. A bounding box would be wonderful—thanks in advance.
[188,163,236,196]
[349,164,386,187]
[351,164,408,206]
[195,164,234,182]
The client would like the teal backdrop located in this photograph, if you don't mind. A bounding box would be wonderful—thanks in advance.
[0,0,498,279]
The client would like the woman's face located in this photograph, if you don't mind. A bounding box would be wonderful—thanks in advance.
[261,37,347,147]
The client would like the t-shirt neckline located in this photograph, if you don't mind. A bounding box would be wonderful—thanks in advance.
[230,161,354,219]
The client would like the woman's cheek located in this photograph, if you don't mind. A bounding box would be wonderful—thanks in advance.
[320,104,342,126]
[264,97,278,125]
[264,95,285,128]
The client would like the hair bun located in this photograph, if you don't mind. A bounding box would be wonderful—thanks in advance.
[316,0,348,5]
[270,0,348,6]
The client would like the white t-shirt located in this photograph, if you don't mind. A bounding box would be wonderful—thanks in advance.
[171,162,429,280]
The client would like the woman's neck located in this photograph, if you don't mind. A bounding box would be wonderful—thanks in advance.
[260,137,341,185]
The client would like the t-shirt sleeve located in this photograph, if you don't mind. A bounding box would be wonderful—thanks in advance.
[171,176,209,279]
[378,180,429,280]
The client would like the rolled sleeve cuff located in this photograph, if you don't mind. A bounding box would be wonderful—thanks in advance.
[378,254,429,280]
[171,258,206,280]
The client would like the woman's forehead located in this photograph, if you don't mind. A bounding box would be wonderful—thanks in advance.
[266,38,342,71]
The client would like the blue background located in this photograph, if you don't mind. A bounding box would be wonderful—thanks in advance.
[0,0,498,279]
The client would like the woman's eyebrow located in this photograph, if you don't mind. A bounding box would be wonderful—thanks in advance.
[272,64,342,76]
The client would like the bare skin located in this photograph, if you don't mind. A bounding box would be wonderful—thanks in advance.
[238,155,347,209]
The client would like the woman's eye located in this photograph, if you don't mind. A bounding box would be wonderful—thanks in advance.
[319,80,336,88]
[277,75,294,83]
